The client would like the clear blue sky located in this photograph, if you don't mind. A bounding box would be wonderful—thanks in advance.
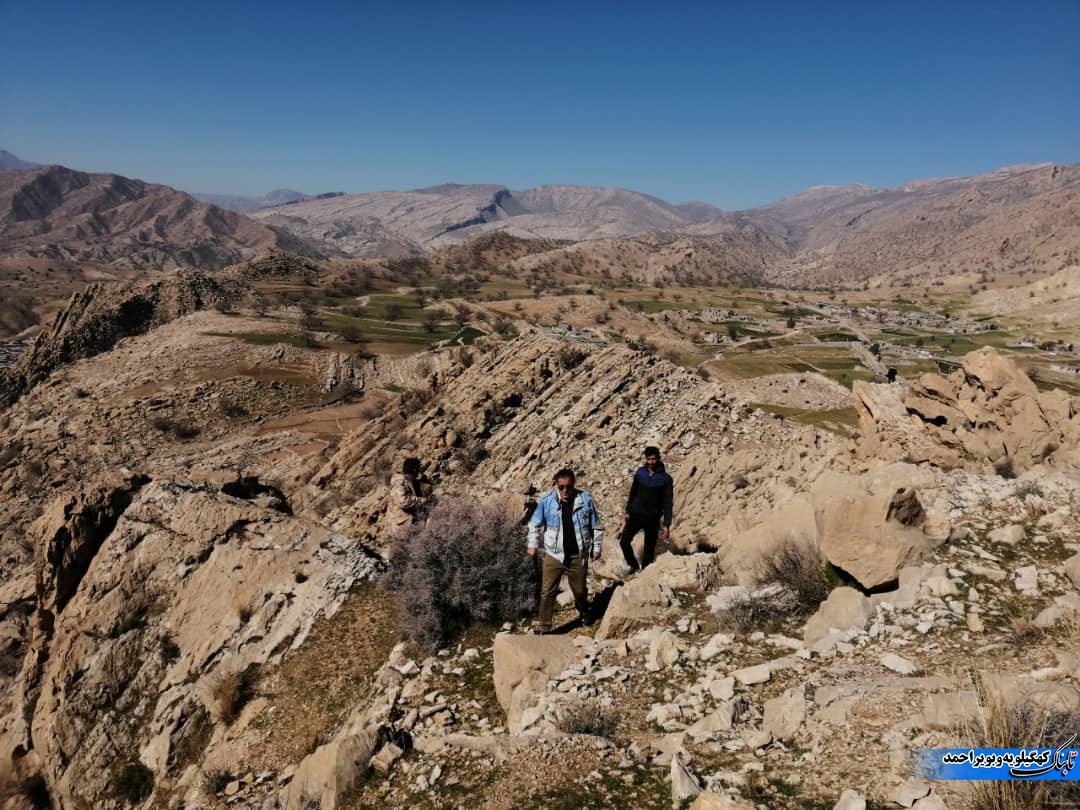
[2,0,1078,208]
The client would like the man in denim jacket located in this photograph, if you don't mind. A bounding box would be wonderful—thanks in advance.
[527,468,604,632]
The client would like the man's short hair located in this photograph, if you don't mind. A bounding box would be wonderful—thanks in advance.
[643,446,661,458]
[552,467,576,484]
[402,457,421,476]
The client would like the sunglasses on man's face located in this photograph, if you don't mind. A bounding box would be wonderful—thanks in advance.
[556,484,573,491]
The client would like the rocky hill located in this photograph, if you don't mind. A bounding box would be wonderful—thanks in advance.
[3,161,1077,292]
[746,163,1080,288]
[0,262,1078,808]
[0,165,315,270]
[245,165,1080,291]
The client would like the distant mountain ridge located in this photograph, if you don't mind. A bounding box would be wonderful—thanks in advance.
[0,165,317,270]
[1,156,1077,288]
[193,188,310,212]
[0,149,39,171]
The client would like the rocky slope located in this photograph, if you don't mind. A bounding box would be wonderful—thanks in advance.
[0,265,1078,808]
[749,163,1080,288]
[0,166,313,270]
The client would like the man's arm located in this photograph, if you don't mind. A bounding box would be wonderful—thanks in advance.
[624,473,639,519]
[526,498,545,555]
[662,475,674,528]
[589,496,604,558]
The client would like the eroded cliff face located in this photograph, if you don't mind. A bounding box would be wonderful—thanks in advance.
[2,476,379,808]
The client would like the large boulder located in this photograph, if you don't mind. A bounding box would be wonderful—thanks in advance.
[595,553,719,641]
[282,728,379,810]
[812,468,937,591]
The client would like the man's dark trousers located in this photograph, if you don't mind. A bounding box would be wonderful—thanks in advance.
[620,514,659,571]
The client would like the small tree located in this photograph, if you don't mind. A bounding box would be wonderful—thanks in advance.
[383,496,537,650]
[384,303,403,322]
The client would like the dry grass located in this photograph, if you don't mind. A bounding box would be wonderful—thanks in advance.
[213,663,261,725]
[753,539,831,615]
[244,583,401,769]
[556,701,620,738]
[964,687,1080,810]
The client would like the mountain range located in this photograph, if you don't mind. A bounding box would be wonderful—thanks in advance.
[1,146,1077,288]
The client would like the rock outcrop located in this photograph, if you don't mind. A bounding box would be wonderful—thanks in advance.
[854,347,1080,474]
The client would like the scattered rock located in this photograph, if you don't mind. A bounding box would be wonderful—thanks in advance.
[881,653,917,676]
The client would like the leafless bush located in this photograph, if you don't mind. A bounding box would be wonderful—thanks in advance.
[414,357,434,378]
[359,400,383,420]
[454,346,474,368]
[383,495,537,650]
[753,540,830,615]
[556,345,588,370]
[1008,616,1045,646]
[492,316,517,338]
[400,387,434,418]
[1013,480,1044,499]
[455,437,489,473]
[557,701,620,738]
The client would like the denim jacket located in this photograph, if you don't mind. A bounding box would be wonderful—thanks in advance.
[527,489,604,561]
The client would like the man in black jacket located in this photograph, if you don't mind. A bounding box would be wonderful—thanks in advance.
[619,446,674,574]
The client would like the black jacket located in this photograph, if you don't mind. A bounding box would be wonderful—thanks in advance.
[625,463,674,526]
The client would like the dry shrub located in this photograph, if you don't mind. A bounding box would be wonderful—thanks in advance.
[359,400,383,420]
[715,596,791,635]
[557,700,620,738]
[753,539,830,615]
[218,399,248,418]
[966,694,1080,810]
[111,761,153,804]
[383,495,537,651]
[556,345,588,370]
[202,768,235,796]
[400,387,433,418]
[214,663,261,724]
[1008,616,1045,646]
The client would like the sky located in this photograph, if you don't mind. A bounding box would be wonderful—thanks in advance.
[2,0,1078,208]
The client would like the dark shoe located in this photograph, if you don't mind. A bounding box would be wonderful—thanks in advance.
[579,613,596,627]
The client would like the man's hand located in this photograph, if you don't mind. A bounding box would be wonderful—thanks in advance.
[623,513,629,523]
[527,548,536,558]
[591,549,601,562]
[660,526,670,541]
